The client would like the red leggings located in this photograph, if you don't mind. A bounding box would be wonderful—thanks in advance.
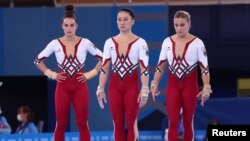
[109,71,140,141]
[166,70,199,141]
[53,74,90,141]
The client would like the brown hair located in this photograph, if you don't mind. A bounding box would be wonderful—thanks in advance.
[63,4,77,22]
[17,105,35,121]
[174,10,191,23]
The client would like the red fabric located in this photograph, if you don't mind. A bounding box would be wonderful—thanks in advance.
[166,70,199,141]
[109,70,140,141]
[54,73,90,141]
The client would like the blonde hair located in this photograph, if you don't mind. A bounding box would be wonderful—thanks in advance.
[174,10,191,23]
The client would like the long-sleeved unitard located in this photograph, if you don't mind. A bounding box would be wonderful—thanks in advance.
[157,37,209,141]
[102,37,149,141]
[35,38,102,141]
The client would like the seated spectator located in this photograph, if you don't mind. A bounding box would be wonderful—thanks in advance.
[15,105,38,134]
[0,106,12,134]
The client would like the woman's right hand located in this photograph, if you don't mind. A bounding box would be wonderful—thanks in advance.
[96,86,107,109]
[150,80,160,101]
[56,72,66,82]
[76,72,87,83]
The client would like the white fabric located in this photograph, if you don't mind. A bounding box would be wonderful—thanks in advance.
[158,37,209,79]
[36,38,102,77]
[38,38,102,64]
[102,37,149,79]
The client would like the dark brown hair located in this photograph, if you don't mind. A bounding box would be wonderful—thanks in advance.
[118,8,135,19]
[63,4,77,22]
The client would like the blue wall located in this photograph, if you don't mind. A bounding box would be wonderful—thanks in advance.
[0,9,4,74]
[4,8,52,75]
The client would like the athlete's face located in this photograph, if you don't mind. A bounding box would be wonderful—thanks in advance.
[117,11,134,33]
[62,18,78,37]
[174,17,190,37]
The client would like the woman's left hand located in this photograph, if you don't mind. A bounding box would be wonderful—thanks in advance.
[197,84,212,106]
[77,72,87,83]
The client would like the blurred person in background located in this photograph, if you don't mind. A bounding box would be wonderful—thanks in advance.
[15,105,38,134]
[0,106,12,134]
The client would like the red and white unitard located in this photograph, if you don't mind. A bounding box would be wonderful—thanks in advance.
[35,38,102,141]
[157,36,209,141]
[102,37,149,141]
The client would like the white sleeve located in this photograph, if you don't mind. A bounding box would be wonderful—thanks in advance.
[158,38,168,65]
[86,39,103,60]
[35,40,55,64]
[102,39,111,66]
[139,39,149,69]
[197,39,209,75]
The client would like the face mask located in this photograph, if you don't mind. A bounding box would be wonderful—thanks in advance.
[17,114,23,122]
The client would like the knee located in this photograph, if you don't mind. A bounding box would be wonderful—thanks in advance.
[56,120,68,131]
[113,119,125,130]
[182,115,193,128]
[76,119,89,130]
[169,119,179,130]
[126,119,136,130]
[182,120,193,129]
